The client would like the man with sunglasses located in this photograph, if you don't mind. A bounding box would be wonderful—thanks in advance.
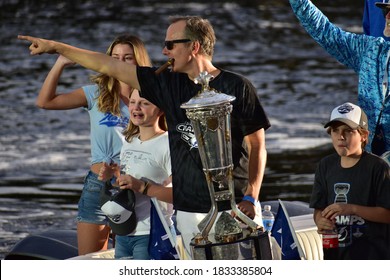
[288,0,390,163]
[18,15,271,259]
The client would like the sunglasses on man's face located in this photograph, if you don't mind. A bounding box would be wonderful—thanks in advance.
[164,39,191,50]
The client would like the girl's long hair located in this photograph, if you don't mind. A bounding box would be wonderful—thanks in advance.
[90,34,152,116]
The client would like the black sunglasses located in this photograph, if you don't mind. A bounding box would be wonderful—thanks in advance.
[164,39,191,50]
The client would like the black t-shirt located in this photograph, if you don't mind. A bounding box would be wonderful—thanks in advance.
[137,67,270,213]
[310,152,390,259]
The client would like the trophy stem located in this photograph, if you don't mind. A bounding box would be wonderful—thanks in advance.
[227,177,260,231]
[198,203,218,242]
[230,201,259,231]
[197,173,219,241]
[197,168,260,240]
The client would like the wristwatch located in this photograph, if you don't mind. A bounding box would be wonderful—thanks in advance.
[141,179,151,195]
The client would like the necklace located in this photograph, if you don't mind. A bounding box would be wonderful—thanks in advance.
[138,131,163,144]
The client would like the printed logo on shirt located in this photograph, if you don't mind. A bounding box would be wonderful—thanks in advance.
[176,122,198,149]
[333,182,366,248]
[334,183,350,203]
[99,113,129,128]
[336,215,366,248]
[121,150,152,172]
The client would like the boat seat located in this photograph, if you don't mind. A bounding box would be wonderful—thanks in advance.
[291,214,323,260]
[296,229,323,260]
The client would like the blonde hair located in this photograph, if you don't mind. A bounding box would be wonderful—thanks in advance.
[90,34,152,116]
[122,91,168,142]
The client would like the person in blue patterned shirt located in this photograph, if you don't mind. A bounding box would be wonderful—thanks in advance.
[289,0,390,162]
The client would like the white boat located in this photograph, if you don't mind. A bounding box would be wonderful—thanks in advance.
[4,200,323,260]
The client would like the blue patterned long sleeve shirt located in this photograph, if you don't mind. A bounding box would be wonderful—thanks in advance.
[290,0,390,157]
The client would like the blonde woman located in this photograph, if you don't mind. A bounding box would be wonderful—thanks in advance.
[35,34,152,255]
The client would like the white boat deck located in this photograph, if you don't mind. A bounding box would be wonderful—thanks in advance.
[71,214,323,260]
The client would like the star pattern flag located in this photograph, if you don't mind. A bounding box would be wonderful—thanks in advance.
[148,198,180,260]
[271,199,305,260]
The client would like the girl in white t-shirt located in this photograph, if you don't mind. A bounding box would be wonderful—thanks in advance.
[99,90,174,259]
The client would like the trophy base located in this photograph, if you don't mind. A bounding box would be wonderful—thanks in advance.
[190,230,272,260]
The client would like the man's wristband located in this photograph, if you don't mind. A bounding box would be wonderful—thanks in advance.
[242,195,258,206]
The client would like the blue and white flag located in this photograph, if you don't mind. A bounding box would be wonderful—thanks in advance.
[148,198,180,260]
[271,199,305,260]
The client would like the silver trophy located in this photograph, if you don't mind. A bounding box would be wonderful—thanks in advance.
[181,71,272,260]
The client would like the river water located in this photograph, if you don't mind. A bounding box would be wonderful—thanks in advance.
[0,0,361,259]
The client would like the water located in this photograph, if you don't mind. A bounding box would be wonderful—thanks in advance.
[0,0,361,259]
[262,205,275,232]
